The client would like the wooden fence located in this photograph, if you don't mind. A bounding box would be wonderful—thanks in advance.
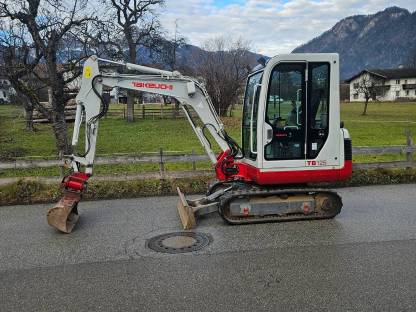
[353,130,414,169]
[105,105,197,120]
[1,132,415,175]
[32,104,197,123]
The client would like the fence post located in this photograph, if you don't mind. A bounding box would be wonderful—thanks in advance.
[192,149,196,170]
[405,129,413,168]
[58,150,65,178]
[59,165,65,178]
[159,148,165,174]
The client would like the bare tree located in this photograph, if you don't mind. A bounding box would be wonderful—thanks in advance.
[0,0,101,156]
[151,19,187,115]
[0,19,49,131]
[354,74,384,115]
[155,19,186,71]
[198,37,252,116]
[106,0,164,122]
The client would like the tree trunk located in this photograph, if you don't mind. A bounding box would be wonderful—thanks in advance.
[172,99,179,119]
[126,91,135,122]
[49,71,72,156]
[229,103,234,117]
[125,38,137,122]
[48,87,53,106]
[52,110,71,157]
[25,106,35,132]
[362,99,369,115]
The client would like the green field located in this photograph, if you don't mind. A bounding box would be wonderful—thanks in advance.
[0,102,415,177]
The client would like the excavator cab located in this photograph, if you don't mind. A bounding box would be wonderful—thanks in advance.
[239,54,351,185]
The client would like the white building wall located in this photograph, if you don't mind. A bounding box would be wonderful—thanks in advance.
[390,78,416,100]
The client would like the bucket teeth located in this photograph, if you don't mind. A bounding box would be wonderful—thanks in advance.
[47,192,81,233]
[176,187,196,230]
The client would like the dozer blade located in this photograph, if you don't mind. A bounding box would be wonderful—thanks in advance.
[47,191,81,233]
[176,187,196,230]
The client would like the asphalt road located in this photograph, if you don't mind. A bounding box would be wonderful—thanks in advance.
[1,184,416,311]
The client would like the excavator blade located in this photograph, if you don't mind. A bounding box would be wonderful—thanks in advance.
[176,187,197,230]
[47,191,81,233]
[176,183,343,228]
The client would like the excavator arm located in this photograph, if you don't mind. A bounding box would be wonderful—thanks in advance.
[72,56,231,172]
[47,55,239,233]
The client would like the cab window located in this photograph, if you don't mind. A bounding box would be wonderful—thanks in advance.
[242,71,262,160]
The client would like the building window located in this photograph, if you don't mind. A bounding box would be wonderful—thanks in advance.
[396,79,400,84]
[396,91,400,97]
[353,94,358,99]
[353,83,359,89]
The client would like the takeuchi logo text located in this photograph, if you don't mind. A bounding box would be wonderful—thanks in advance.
[132,82,173,90]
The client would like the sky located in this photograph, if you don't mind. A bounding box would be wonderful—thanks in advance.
[159,0,416,56]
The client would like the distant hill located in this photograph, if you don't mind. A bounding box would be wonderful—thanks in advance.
[292,7,416,80]
[138,43,264,73]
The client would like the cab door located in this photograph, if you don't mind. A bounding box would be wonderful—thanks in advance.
[306,62,330,160]
[262,62,307,168]
[242,71,263,163]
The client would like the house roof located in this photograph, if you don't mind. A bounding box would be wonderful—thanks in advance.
[345,68,416,82]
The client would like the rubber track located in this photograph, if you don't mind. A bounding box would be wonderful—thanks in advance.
[218,187,343,225]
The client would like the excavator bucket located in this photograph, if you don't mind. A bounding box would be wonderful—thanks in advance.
[176,187,197,230]
[47,172,89,233]
[47,191,81,233]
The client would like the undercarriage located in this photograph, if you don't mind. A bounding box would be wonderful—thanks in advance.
[177,182,342,229]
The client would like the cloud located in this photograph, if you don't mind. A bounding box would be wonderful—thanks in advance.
[159,0,416,56]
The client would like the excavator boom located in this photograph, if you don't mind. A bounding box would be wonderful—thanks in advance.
[47,55,238,232]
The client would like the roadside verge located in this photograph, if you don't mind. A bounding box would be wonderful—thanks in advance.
[1,168,416,206]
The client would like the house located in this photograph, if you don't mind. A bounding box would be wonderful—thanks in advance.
[0,75,13,104]
[346,68,416,102]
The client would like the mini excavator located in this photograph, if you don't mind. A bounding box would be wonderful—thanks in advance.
[47,53,352,233]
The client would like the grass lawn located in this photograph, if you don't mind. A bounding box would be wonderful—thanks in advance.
[0,101,415,175]
[0,161,213,178]
[341,101,416,146]
[0,104,240,159]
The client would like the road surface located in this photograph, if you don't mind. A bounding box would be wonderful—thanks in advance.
[1,184,416,311]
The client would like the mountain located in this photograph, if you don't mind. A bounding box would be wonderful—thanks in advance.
[292,7,416,80]
[137,43,264,73]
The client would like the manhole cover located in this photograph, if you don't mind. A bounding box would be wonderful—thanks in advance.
[146,232,212,254]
